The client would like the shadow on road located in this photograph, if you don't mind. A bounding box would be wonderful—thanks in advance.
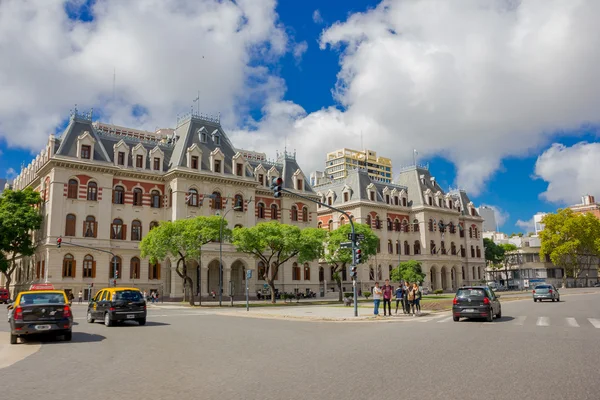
[21,332,106,345]
[114,321,170,327]
[458,316,515,323]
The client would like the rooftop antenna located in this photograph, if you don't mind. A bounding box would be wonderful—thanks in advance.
[193,90,200,115]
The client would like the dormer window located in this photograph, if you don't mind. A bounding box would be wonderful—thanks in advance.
[428,197,433,206]
[153,157,160,171]
[344,192,349,202]
[214,135,220,145]
[402,197,407,207]
[386,194,390,204]
[327,197,332,206]
[297,179,303,191]
[370,192,375,201]
[117,152,125,166]
[201,132,207,142]
[136,155,143,168]
[394,196,399,206]
[438,198,442,207]
[191,156,199,169]
[237,163,244,177]
[258,174,264,186]
[81,145,91,159]
[214,160,221,173]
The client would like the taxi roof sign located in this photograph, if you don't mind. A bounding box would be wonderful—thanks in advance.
[29,283,55,291]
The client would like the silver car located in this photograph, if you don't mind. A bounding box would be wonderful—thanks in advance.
[533,284,560,302]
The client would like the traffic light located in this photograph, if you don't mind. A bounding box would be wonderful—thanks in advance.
[350,266,357,279]
[271,177,283,198]
[354,248,362,265]
[57,237,62,248]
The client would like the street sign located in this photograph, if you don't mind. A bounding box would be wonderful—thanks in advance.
[246,270,253,279]
[340,241,353,249]
[347,233,365,241]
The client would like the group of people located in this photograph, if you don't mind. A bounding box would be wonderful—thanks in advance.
[142,290,160,303]
[372,279,422,316]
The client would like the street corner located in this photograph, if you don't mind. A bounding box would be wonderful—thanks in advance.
[0,332,41,370]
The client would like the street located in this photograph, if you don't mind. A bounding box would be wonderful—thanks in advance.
[1,290,599,400]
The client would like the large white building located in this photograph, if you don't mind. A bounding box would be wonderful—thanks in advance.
[477,206,497,232]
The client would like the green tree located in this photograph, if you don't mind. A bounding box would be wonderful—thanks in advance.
[499,243,518,286]
[322,223,378,302]
[390,260,426,284]
[139,216,226,305]
[540,209,600,287]
[0,188,42,295]
[232,221,325,303]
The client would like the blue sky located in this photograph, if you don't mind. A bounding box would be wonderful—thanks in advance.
[2,0,600,234]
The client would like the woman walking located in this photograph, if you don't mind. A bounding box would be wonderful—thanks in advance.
[372,282,382,316]
[407,283,415,316]
[412,283,422,316]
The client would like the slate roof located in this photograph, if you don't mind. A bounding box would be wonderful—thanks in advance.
[313,168,407,206]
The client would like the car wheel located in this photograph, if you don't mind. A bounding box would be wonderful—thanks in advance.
[486,310,493,322]
[64,331,72,341]
[138,318,146,326]
[10,334,17,345]
[453,316,459,322]
[497,307,502,319]
[86,311,95,323]
[557,297,560,302]
[104,313,113,327]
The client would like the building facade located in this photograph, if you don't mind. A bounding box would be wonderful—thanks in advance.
[2,109,320,299]
[314,165,486,293]
[317,148,392,184]
[477,205,497,232]
[569,195,600,218]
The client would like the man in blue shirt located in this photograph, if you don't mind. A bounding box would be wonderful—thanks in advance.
[395,284,404,314]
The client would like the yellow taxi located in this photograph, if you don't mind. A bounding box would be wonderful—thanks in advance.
[87,287,147,327]
[7,285,73,344]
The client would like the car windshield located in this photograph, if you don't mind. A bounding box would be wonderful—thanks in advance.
[113,290,143,302]
[457,288,486,298]
[535,285,551,289]
[19,293,65,305]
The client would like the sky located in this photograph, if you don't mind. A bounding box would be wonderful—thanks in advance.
[1,0,600,234]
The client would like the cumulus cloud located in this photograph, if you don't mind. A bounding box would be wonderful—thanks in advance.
[534,142,600,204]
[293,41,308,64]
[5,168,17,179]
[312,9,323,24]
[516,219,535,232]
[0,0,287,148]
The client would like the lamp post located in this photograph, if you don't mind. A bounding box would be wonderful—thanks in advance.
[218,204,242,307]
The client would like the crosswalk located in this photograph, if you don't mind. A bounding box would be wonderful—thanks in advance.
[427,315,600,329]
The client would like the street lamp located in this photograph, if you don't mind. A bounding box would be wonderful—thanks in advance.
[217,204,242,307]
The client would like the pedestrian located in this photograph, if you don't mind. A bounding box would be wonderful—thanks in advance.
[372,282,382,316]
[402,280,410,314]
[413,283,422,316]
[407,283,415,316]
[78,290,83,304]
[143,290,148,302]
[394,284,404,314]
[211,290,216,300]
[382,279,393,316]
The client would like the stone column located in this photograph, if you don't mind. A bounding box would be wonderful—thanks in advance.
[446,269,452,291]
[201,267,209,297]
[435,269,442,290]
[225,268,232,296]
[170,266,182,298]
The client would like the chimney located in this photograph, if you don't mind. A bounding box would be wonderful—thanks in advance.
[582,195,595,205]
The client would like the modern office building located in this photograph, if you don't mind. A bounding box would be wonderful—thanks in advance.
[322,148,392,184]
[477,206,497,232]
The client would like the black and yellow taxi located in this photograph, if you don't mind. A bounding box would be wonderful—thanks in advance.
[87,287,146,327]
[7,285,73,344]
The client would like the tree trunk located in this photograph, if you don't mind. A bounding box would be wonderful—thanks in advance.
[337,279,343,302]
[184,276,194,306]
[268,279,276,304]
[4,274,12,297]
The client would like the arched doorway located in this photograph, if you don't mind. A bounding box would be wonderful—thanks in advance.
[230,260,246,297]
[430,266,437,290]
[319,267,324,282]
[207,260,220,295]
[441,266,448,290]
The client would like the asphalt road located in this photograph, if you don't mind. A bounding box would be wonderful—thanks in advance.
[1,291,599,400]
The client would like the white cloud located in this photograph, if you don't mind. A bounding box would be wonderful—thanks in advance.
[516,219,535,232]
[535,142,600,204]
[0,0,287,148]
[312,9,323,24]
[293,41,308,64]
[480,204,509,228]
[5,168,16,179]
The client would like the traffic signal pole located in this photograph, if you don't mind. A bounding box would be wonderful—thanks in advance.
[274,183,360,317]
[56,237,119,287]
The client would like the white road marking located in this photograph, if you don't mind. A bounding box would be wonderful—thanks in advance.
[514,316,526,326]
[566,318,579,328]
[588,318,600,328]
[437,316,453,323]
[536,317,549,327]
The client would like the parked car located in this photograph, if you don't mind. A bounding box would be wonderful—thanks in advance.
[0,288,10,304]
[87,287,146,326]
[593,282,600,287]
[8,289,72,344]
[533,284,560,302]
[452,286,502,322]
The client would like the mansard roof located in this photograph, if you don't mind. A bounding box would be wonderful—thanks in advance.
[247,150,315,194]
[449,189,477,217]
[314,169,407,206]
[395,165,453,207]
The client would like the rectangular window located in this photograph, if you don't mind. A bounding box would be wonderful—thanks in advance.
[191,156,199,169]
[370,192,375,201]
[237,163,243,176]
[214,160,221,173]
[153,157,160,171]
[297,179,303,191]
[343,192,349,202]
[136,155,143,168]
[81,145,91,159]
[117,152,125,166]
[258,174,264,186]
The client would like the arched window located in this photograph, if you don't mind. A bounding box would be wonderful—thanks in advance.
[476,246,481,258]
[414,241,421,255]
[149,262,161,280]
[67,179,78,199]
[319,267,324,282]
[328,220,333,231]
[388,240,393,254]
[133,188,143,206]
[404,240,411,255]
[302,207,308,222]
[151,190,161,208]
[130,257,141,279]
[149,221,159,231]
[461,245,466,257]
[462,266,465,280]
[396,240,400,255]
[387,218,393,231]
[62,254,75,277]
[271,204,278,220]
[65,214,76,236]
[234,194,244,210]
[83,255,95,278]
[304,263,310,280]
[402,220,409,233]
[84,215,96,238]
[131,220,142,241]
[234,224,243,229]
[257,203,265,219]
[451,242,456,255]
[110,256,122,279]
[389,265,393,277]
[291,205,298,221]
[113,185,125,204]
[474,227,479,238]
[471,246,475,258]
[375,216,381,229]
[469,227,473,238]
[365,215,371,227]
[459,224,465,238]
[111,218,125,240]
[340,216,346,226]
[369,267,375,280]
[212,191,222,210]
[377,265,382,281]
[318,221,323,229]
[449,222,455,234]
[430,240,436,254]
[257,262,266,281]
[87,182,97,201]
[394,219,400,232]
[187,189,198,206]
[441,241,446,255]
[413,219,419,232]
[428,219,434,232]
